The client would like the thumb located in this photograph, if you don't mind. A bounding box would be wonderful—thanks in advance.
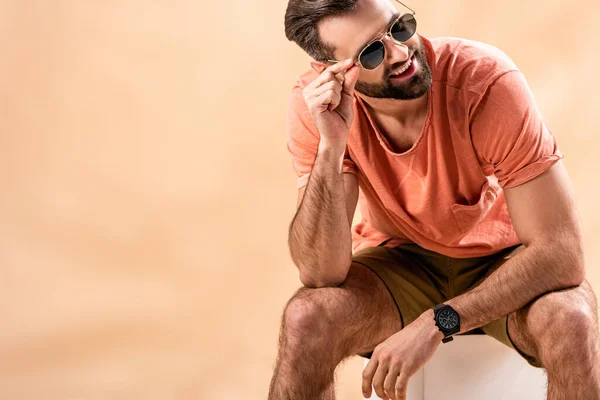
[342,65,360,96]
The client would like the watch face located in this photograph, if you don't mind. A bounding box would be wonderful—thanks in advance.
[437,308,459,330]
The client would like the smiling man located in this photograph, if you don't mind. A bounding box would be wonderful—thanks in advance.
[268,0,600,399]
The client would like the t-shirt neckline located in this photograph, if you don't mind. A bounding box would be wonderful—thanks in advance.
[355,85,433,157]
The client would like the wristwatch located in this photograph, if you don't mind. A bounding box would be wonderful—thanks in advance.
[433,303,460,343]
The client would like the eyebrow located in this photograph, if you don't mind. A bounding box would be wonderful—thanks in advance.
[354,12,401,59]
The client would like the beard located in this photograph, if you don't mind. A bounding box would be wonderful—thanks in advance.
[354,37,432,100]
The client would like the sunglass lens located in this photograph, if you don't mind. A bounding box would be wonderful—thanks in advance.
[391,14,417,42]
[359,41,385,70]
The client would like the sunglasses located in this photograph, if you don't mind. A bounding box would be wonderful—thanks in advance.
[327,1,417,71]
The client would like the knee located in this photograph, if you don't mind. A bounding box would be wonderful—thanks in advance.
[533,294,595,339]
[282,289,334,343]
[552,304,595,344]
[528,290,598,361]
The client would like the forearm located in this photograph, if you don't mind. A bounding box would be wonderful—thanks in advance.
[288,142,352,287]
[446,241,585,333]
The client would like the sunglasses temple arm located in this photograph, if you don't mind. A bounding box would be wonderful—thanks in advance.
[326,60,361,66]
[394,0,416,15]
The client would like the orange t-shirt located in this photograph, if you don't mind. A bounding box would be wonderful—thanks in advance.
[286,35,564,258]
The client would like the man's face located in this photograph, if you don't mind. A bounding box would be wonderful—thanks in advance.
[317,0,432,100]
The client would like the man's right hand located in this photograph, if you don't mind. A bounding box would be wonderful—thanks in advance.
[302,59,360,148]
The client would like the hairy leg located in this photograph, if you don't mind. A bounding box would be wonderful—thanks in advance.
[267,262,403,400]
[508,279,600,399]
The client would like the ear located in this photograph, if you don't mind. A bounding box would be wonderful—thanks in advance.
[310,60,329,74]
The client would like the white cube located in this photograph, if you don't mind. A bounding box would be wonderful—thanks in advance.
[363,334,547,400]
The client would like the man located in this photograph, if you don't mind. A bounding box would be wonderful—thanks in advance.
[268,0,600,399]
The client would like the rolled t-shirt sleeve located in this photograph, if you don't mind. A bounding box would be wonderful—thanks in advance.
[286,85,357,189]
[470,70,564,189]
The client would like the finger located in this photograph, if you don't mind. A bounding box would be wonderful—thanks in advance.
[333,71,345,85]
[362,358,379,398]
[311,70,339,90]
[332,66,348,84]
[372,364,390,400]
[383,368,400,400]
[312,67,348,90]
[314,90,339,107]
[314,90,340,112]
[325,58,355,75]
[312,80,341,98]
[341,64,360,97]
[329,64,352,87]
[310,61,344,85]
[394,371,409,400]
[312,59,354,87]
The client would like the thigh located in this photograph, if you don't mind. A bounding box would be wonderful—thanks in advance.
[350,244,446,358]
[287,260,402,359]
[341,262,404,356]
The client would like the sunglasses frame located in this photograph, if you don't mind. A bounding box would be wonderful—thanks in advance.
[326,0,417,70]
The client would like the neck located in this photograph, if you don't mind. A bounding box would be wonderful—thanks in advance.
[357,92,428,126]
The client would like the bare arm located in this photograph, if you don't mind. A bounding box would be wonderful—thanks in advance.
[289,141,359,288]
[286,58,360,288]
[444,160,585,332]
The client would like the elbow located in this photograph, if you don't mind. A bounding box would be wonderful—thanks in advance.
[298,261,351,289]
[564,236,586,287]
[546,236,586,287]
[567,258,586,287]
[563,264,585,288]
[299,274,345,288]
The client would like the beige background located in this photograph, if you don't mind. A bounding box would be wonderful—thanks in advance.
[0,0,598,399]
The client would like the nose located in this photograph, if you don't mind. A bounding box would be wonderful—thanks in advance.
[382,33,410,63]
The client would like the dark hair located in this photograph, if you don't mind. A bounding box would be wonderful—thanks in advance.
[284,0,360,62]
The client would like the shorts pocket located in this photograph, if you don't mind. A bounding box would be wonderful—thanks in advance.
[450,181,499,235]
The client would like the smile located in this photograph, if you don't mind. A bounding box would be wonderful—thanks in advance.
[390,54,415,76]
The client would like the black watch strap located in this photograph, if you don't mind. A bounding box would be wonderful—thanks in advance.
[433,303,447,312]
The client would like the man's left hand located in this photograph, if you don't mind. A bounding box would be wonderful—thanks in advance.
[362,309,445,400]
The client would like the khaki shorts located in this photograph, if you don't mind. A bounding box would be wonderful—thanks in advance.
[353,242,542,368]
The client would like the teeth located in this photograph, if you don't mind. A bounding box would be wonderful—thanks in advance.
[392,56,413,76]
